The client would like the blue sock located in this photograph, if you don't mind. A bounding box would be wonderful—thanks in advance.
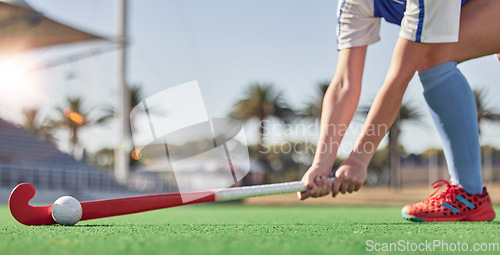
[419,62,483,195]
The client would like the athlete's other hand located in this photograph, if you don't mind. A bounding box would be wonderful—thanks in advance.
[332,155,367,197]
[297,164,333,200]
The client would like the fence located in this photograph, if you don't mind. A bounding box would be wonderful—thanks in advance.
[0,163,174,193]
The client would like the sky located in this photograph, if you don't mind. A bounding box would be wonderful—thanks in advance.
[1,0,500,157]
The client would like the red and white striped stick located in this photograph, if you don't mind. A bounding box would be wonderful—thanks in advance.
[9,179,332,226]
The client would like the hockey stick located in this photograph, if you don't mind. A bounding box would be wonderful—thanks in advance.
[9,179,333,225]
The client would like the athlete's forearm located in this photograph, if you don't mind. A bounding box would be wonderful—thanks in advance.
[350,38,431,164]
[312,46,367,169]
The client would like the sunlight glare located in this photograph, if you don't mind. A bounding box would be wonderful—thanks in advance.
[0,58,40,121]
[0,59,26,87]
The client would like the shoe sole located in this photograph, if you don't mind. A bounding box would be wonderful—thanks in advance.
[401,210,424,222]
[401,208,496,222]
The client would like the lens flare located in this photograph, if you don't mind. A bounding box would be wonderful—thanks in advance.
[69,112,84,125]
[63,108,85,125]
[131,149,142,160]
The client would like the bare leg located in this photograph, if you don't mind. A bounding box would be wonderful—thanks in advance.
[416,0,500,194]
[420,0,500,71]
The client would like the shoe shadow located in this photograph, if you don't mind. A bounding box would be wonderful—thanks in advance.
[71,224,115,227]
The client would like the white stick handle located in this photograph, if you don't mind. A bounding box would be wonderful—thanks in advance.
[214,178,335,202]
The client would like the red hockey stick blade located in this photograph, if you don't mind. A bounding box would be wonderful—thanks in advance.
[9,183,56,225]
[9,183,216,225]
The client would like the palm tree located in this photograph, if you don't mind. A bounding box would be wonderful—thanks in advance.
[300,80,330,119]
[101,84,146,135]
[473,89,500,184]
[98,84,155,168]
[474,89,500,133]
[49,96,102,158]
[389,103,424,189]
[359,102,424,188]
[229,83,295,149]
[21,106,55,142]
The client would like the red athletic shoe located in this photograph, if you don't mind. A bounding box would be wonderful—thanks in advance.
[402,180,495,222]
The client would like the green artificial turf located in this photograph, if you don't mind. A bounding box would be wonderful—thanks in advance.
[1,205,500,254]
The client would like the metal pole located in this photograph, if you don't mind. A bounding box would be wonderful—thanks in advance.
[114,0,130,184]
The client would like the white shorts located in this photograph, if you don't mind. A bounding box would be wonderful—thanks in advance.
[337,0,463,50]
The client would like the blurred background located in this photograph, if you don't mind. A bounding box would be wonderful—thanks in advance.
[1,0,499,204]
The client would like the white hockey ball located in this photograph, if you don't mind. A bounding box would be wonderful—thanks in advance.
[51,196,82,226]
